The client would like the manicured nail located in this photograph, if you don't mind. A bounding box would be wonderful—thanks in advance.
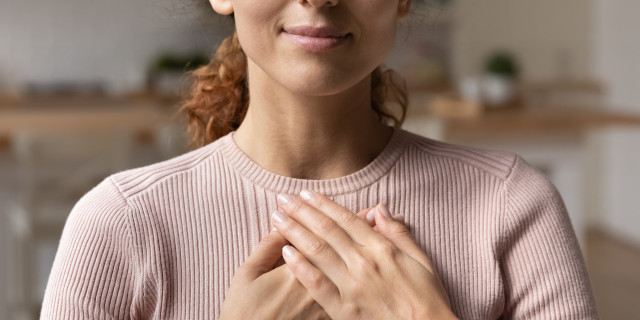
[277,193,294,207]
[300,189,314,202]
[272,210,287,224]
[282,245,294,257]
[366,208,376,223]
[379,203,391,218]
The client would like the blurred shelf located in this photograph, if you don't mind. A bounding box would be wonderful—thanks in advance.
[407,105,640,140]
[444,107,640,140]
[521,80,605,94]
[0,94,182,142]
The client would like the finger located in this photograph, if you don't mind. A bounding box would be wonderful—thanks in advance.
[374,204,435,272]
[373,214,402,232]
[271,210,347,282]
[356,207,377,227]
[277,193,361,260]
[241,229,289,280]
[296,190,385,246]
[282,245,342,317]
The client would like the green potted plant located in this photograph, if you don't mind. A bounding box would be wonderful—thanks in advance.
[482,51,519,107]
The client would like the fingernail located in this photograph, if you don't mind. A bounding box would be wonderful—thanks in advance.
[300,189,314,202]
[277,193,294,207]
[366,208,376,223]
[272,210,287,224]
[282,245,294,257]
[271,227,277,232]
[379,203,391,218]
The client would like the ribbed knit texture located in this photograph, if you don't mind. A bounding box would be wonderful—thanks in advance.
[41,128,598,319]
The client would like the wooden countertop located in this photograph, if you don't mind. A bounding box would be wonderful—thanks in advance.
[407,106,640,140]
[0,95,181,136]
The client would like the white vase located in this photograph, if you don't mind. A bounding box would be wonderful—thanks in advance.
[481,74,515,107]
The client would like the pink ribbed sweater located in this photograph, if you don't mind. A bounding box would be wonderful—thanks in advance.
[41,128,598,319]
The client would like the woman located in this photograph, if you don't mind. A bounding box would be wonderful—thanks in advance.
[41,0,598,319]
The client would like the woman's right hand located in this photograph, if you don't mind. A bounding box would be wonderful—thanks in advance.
[219,208,375,320]
[219,228,329,319]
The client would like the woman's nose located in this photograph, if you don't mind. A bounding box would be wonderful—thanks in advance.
[298,0,338,8]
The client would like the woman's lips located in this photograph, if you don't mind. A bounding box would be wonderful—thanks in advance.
[283,26,351,52]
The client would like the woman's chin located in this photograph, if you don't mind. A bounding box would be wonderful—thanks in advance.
[279,73,370,97]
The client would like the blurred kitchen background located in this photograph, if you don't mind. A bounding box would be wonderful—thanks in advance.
[1,0,639,319]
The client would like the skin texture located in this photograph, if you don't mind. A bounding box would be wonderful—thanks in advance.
[208,0,457,319]
[219,208,376,320]
[273,191,456,319]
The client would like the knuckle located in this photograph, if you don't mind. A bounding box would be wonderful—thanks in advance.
[342,301,362,318]
[316,217,337,235]
[353,254,379,274]
[374,240,396,258]
[312,195,329,210]
[287,199,305,219]
[335,210,357,227]
[307,239,329,256]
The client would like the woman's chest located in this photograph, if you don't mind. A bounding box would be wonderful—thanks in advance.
[139,193,506,319]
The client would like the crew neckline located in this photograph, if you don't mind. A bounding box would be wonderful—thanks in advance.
[218,127,408,196]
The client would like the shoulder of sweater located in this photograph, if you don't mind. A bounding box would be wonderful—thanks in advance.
[502,155,565,212]
[107,137,226,199]
[399,130,566,233]
[399,129,519,181]
[64,176,131,237]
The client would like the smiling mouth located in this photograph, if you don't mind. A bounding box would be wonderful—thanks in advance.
[283,26,351,52]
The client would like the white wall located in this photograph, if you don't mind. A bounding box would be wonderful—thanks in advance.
[591,0,640,246]
[452,0,591,81]
[591,128,640,246]
[0,0,231,95]
[592,0,640,113]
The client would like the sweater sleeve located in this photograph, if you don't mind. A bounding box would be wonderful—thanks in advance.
[500,156,598,319]
[40,177,140,319]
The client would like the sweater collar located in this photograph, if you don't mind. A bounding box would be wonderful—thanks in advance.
[218,127,408,196]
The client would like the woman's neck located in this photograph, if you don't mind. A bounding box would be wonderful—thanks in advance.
[232,66,393,180]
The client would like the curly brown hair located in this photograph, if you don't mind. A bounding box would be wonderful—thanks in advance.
[179,31,408,149]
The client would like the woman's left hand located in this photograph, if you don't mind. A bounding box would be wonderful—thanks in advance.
[272,190,457,320]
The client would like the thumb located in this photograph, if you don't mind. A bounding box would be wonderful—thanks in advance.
[355,207,377,227]
[374,203,435,272]
[242,226,289,280]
